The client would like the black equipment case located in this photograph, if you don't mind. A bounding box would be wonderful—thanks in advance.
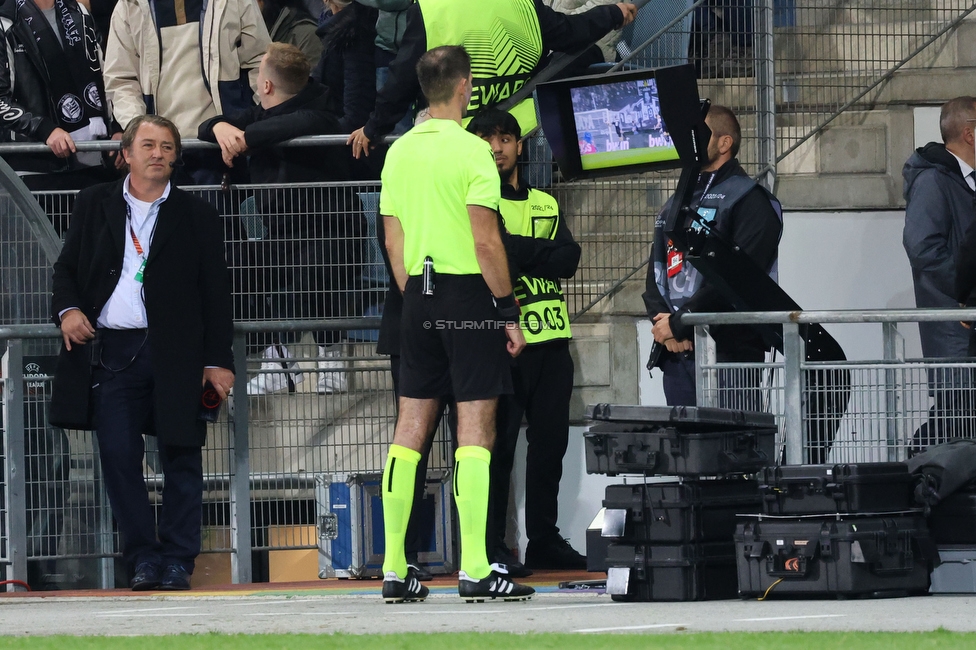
[928,484,976,544]
[584,404,777,476]
[603,478,762,543]
[735,514,935,598]
[757,463,916,515]
[605,541,738,601]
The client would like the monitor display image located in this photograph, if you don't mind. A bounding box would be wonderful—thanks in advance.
[569,78,679,171]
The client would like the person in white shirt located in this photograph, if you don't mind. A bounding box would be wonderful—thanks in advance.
[50,114,235,591]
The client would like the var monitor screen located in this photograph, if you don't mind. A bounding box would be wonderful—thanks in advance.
[537,65,700,180]
[570,77,678,171]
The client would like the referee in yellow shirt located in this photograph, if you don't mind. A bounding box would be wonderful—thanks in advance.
[379,45,534,603]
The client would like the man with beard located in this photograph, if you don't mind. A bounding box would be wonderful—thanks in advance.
[468,109,582,574]
[643,105,782,408]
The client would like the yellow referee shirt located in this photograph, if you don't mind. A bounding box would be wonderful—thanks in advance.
[380,118,501,276]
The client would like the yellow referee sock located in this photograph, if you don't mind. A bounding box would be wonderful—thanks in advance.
[381,444,421,579]
[454,445,493,581]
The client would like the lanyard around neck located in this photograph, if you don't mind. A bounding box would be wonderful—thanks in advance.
[126,202,156,258]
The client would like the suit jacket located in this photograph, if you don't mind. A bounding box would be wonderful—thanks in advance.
[49,180,235,446]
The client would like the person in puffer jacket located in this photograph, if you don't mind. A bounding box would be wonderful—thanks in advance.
[903,95,976,450]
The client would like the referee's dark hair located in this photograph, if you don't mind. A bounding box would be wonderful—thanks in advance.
[467,108,522,141]
[417,45,471,106]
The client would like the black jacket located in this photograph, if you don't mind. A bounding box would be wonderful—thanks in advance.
[363,0,624,140]
[644,158,782,359]
[904,142,975,359]
[199,81,363,252]
[0,0,114,173]
[312,2,378,133]
[199,81,350,186]
[50,180,234,443]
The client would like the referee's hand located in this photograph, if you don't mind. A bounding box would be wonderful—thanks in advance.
[505,323,526,358]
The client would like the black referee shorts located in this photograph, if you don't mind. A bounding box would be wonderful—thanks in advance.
[399,274,513,402]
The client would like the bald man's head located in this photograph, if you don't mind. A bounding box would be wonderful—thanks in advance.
[705,105,741,158]
[701,105,741,171]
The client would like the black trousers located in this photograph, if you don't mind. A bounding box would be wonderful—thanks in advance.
[489,340,574,552]
[661,347,766,410]
[92,329,204,573]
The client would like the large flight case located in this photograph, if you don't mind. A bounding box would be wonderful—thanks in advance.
[584,404,777,476]
[605,541,739,601]
[757,463,916,515]
[602,478,762,543]
[735,514,935,598]
[929,546,976,593]
[315,471,456,578]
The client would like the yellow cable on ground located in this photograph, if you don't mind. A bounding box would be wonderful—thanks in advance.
[758,578,784,601]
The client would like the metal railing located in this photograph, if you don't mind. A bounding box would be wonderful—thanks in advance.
[0,133,652,324]
[686,308,976,465]
[1,319,465,589]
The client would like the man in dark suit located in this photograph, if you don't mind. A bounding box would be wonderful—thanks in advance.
[50,114,235,591]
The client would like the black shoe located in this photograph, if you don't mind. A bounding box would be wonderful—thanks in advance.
[491,547,532,578]
[382,568,429,603]
[407,563,434,582]
[524,537,587,570]
[159,564,192,591]
[130,561,161,591]
[458,570,534,602]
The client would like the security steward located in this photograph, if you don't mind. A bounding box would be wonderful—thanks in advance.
[379,45,534,603]
[348,0,638,157]
[49,114,235,591]
[467,109,584,575]
[643,105,782,407]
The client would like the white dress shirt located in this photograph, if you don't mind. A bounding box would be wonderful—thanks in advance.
[96,175,172,329]
[949,151,976,192]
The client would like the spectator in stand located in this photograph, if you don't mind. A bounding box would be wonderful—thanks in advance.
[0,0,121,202]
[355,1,410,82]
[347,0,637,159]
[356,0,414,135]
[312,0,377,134]
[103,0,270,183]
[261,0,323,66]
[77,0,115,48]
[545,0,622,64]
[199,42,366,396]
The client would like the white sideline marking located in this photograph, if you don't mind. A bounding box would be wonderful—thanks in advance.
[249,612,346,616]
[228,599,321,606]
[575,623,688,633]
[523,604,616,612]
[97,613,212,618]
[95,607,196,615]
[383,609,504,615]
[733,615,848,622]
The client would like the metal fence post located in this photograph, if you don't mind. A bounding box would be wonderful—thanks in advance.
[882,322,903,460]
[783,324,804,464]
[91,436,116,589]
[755,0,777,192]
[229,332,252,584]
[3,339,28,589]
[694,325,715,406]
